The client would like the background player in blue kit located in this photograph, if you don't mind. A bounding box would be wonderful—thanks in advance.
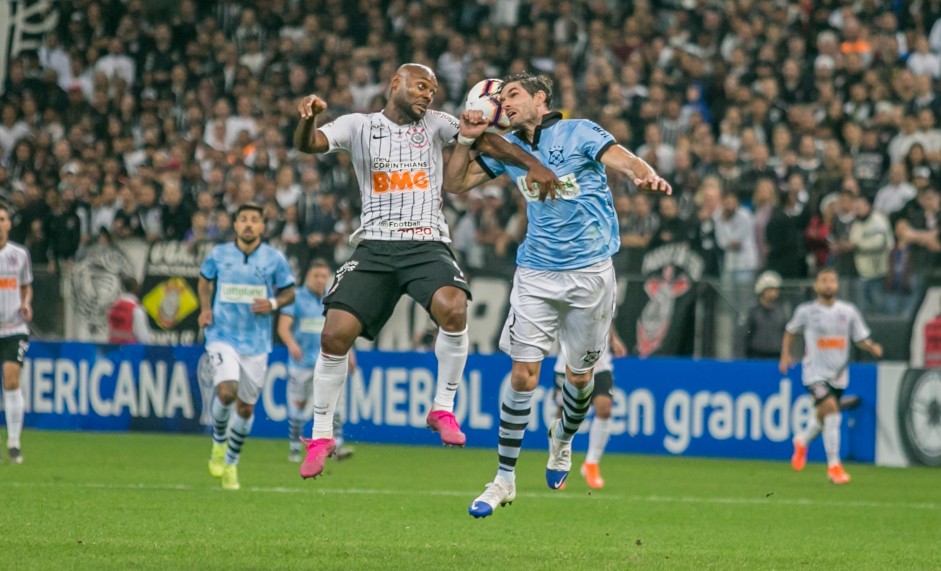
[445,73,672,517]
[278,259,356,463]
[198,203,295,490]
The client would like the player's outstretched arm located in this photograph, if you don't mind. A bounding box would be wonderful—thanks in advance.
[294,94,331,154]
[599,145,672,195]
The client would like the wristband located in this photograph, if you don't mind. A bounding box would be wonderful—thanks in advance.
[457,134,476,147]
[269,297,279,311]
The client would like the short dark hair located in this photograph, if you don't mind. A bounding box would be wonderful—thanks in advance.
[815,267,838,279]
[307,258,331,272]
[501,72,554,109]
[235,202,264,218]
[0,203,9,215]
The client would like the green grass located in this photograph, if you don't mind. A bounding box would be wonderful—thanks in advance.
[2,431,939,570]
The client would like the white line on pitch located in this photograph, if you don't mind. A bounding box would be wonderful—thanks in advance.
[6,481,938,511]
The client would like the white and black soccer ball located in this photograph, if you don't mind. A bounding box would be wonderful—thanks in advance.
[463,78,511,133]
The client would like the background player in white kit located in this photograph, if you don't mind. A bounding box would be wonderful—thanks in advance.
[779,267,883,485]
[277,259,356,462]
[293,63,560,480]
[552,325,628,489]
[198,203,295,490]
[444,73,671,517]
[0,204,31,464]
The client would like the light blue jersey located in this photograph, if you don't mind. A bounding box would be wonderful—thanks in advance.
[280,285,325,370]
[200,242,295,355]
[477,112,620,270]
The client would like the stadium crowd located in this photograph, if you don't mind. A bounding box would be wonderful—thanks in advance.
[1,0,940,318]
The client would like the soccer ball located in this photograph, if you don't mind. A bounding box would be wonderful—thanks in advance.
[463,78,511,133]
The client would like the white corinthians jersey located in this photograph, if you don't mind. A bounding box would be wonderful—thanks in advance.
[319,110,460,244]
[0,242,31,337]
[785,300,870,388]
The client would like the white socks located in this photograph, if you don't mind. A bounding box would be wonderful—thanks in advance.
[3,388,24,449]
[585,417,611,465]
[433,327,468,412]
[823,412,842,467]
[795,416,821,447]
[312,351,348,440]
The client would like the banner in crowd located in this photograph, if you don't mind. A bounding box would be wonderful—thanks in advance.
[617,243,704,357]
[0,0,58,88]
[11,341,889,464]
[140,241,214,345]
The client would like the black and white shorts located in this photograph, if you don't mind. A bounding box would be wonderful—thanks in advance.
[324,240,472,340]
[0,334,28,366]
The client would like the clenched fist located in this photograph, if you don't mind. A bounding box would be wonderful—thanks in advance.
[298,94,328,119]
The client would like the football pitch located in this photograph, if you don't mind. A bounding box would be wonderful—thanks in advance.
[3,431,939,570]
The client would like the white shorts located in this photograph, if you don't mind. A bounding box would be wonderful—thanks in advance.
[287,367,314,403]
[553,345,613,375]
[500,259,616,374]
[205,342,268,405]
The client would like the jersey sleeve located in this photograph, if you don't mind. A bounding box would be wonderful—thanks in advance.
[475,152,508,179]
[274,253,296,290]
[428,110,460,146]
[577,120,618,162]
[199,247,218,280]
[318,114,364,153]
[280,298,296,318]
[785,304,808,334]
[849,305,872,342]
[20,249,32,286]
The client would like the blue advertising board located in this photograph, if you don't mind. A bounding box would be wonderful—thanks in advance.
[11,342,877,463]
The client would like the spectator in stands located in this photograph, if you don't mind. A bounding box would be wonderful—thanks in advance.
[875,163,918,216]
[161,178,193,240]
[829,189,859,280]
[849,194,893,314]
[107,276,152,345]
[716,190,758,294]
[650,195,687,249]
[619,192,658,275]
[742,270,786,360]
[804,193,837,275]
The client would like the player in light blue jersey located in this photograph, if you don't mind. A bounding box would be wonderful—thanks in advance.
[445,72,672,517]
[198,203,295,490]
[278,259,356,463]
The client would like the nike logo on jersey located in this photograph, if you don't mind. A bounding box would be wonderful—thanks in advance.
[372,134,389,139]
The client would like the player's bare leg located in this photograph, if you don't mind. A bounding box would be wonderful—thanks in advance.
[426,286,469,447]
[301,309,359,479]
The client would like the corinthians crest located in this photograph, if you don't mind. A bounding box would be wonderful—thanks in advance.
[633,244,704,357]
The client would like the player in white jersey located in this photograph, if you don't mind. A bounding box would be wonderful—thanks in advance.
[444,72,671,517]
[293,63,560,480]
[779,267,883,484]
[0,204,31,464]
[551,324,628,489]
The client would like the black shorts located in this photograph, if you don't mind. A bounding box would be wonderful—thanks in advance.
[0,334,29,366]
[805,381,844,405]
[324,240,472,340]
[553,369,614,406]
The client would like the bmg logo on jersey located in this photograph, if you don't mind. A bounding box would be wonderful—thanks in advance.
[371,158,432,194]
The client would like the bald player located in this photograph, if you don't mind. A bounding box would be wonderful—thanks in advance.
[294,64,559,479]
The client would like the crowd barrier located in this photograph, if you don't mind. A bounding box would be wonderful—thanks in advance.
[9,341,937,467]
